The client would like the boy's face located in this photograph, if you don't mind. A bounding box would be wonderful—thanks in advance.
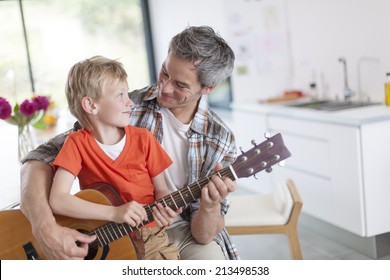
[157,53,213,119]
[95,79,132,128]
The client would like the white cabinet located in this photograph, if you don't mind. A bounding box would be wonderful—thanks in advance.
[224,105,390,237]
[361,121,390,236]
[219,108,273,194]
[267,115,366,236]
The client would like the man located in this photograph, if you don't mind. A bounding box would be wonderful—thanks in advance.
[20,25,238,260]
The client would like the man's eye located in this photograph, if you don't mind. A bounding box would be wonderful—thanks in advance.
[176,82,186,89]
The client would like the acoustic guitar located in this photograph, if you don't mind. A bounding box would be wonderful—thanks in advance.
[0,133,291,260]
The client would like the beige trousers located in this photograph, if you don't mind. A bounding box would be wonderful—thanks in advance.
[137,227,180,260]
[166,221,225,260]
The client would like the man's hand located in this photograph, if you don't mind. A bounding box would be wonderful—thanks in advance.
[201,163,237,208]
[33,222,96,260]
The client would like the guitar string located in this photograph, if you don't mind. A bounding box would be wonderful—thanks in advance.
[92,161,257,246]
[92,170,232,246]
[91,140,281,246]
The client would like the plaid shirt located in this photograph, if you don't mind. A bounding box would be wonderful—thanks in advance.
[23,84,240,260]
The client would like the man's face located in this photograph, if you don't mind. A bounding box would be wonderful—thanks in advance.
[157,53,209,115]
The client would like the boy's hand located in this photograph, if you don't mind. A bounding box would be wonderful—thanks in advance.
[152,203,182,227]
[114,201,148,226]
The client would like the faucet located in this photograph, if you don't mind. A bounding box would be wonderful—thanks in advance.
[338,57,355,101]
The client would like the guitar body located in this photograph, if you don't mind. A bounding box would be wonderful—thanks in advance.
[0,188,139,260]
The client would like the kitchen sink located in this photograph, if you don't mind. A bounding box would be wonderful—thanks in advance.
[288,100,380,111]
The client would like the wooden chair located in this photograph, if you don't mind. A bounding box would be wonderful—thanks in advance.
[225,179,303,259]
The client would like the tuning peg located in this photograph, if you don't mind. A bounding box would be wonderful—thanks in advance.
[239,146,245,154]
[278,160,286,167]
[251,139,257,146]
[264,132,271,139]
[265,167,273,173]
[253,174,259,179]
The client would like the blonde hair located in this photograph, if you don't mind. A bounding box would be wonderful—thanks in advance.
[65,55,128,130]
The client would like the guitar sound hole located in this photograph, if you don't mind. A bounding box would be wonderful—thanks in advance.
[77,229,98,260]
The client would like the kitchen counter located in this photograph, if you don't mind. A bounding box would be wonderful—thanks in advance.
[231,101,390,127]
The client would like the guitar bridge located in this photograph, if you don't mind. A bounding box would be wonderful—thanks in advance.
[23,242,39,260]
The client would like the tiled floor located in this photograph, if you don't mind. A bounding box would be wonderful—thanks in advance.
[232,223,390,260]
[230,181,390,261]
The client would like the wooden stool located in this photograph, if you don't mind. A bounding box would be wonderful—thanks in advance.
[225,179,303,259]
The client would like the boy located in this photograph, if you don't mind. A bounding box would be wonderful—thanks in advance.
[49,55,179,260]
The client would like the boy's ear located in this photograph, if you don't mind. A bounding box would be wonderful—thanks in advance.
[201,85,215,95]
[81,96,97,114]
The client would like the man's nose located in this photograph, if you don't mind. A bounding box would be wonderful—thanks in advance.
[160,78,174,93]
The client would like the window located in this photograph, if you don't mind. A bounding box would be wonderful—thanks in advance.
[0,0,150,108]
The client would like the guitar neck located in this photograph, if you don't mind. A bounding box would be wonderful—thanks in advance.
[91,167,236,248]
[90,133,291,248]
[148,166,236,216]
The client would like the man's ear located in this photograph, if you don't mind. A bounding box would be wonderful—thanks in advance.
[81,96,97,114]
[201,85,215,95]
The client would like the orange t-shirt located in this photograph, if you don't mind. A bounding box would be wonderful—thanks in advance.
[53,126,172,226]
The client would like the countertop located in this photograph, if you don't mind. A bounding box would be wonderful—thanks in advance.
[230,101,390,127]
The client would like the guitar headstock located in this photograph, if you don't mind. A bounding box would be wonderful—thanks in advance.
[232,133,291,179]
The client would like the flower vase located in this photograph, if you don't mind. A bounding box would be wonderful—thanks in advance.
[18,124,35,162]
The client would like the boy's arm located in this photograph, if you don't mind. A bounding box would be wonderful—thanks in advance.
[151,172,181,226]
[49,168,147,226]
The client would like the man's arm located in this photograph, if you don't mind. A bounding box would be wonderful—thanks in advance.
[20,160,55,232]
[19,125,97,259]
[20,160,95,259]
[190,164,237,244]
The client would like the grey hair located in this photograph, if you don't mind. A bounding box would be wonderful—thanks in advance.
[168,26,235,88]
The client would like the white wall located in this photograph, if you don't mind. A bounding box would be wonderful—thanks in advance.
[148,0,227,74]
[149,0,390,104]
[287,0,390,103]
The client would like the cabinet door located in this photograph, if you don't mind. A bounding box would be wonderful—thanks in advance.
[267,115,366,236]
[361,121,390,236]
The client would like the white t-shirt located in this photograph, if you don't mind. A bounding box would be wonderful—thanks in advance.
[160,107,191,193]
[96,133,126,160]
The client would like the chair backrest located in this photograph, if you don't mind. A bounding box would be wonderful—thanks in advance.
[285,179,303,225]
[273,181,294,220]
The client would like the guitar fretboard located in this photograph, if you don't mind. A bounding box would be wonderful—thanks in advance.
[92,167,236,247]
[88,133,290,248]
